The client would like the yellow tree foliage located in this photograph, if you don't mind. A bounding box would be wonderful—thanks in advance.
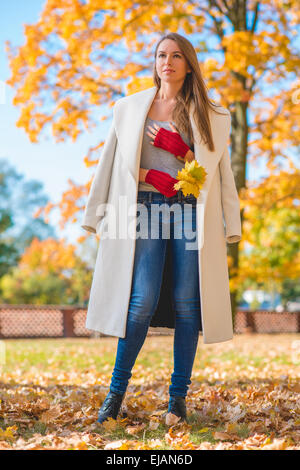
[0,237,93,304]
[19,237,77,275]
[5,0,300,292]
[230,160,300,292]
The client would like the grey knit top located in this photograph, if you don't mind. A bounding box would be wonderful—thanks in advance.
[138,117,192,193]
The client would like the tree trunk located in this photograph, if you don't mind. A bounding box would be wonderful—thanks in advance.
[229,99,247,327]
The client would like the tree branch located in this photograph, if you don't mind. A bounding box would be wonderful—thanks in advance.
[250,2,260,33]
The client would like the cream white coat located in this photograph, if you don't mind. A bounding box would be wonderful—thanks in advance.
[81,86,242,343]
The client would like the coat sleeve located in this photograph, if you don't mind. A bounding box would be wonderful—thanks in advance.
[219,145,242,244]
[81,117,117,234]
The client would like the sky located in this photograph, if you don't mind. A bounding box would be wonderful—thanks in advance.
[0,1,294,247]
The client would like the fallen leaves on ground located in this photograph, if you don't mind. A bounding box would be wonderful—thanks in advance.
[0,334,299,449]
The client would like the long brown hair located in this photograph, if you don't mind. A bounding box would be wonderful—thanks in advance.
[153,32,226,152]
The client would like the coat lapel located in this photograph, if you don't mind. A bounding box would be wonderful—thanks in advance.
[113,86,158,187]
[113,86,231,210]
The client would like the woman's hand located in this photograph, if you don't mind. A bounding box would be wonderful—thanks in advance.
[146,122,190,160]
[139,168,149,183]
[144,168,178,198]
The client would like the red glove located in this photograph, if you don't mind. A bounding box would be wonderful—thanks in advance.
[153,127,190,159]
[145,169,178,198]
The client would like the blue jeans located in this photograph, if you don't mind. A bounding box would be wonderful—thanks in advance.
[109,190,201,398]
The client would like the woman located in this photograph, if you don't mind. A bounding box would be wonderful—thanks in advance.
[81,32,242,426]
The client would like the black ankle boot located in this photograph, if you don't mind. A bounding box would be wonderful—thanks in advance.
[166,396,187,425]
[97,390,126,424]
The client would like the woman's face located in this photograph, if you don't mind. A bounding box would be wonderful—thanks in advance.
[155,39,191,84]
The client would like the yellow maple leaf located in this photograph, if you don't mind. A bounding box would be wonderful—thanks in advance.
[174,180,199,197]
[174,160,207,198]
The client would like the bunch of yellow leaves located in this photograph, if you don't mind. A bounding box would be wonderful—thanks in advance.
[174,160,207,198]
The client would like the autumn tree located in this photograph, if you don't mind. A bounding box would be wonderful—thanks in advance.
[0,158,55,278]
[0,237,92,304]
[6,0,300,316]
[232,162,300,304]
